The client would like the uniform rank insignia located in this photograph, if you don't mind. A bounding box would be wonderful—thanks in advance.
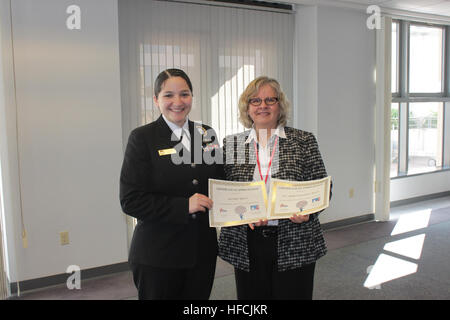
[196,125,212,143]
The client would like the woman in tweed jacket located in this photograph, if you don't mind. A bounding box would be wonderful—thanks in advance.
[218,76,330,300]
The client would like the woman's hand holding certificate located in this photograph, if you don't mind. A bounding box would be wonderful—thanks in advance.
[289,214,310,224]
[208,176,331,227]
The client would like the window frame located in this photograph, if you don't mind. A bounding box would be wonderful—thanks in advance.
[391,20,450,179]
[392,21,400,97]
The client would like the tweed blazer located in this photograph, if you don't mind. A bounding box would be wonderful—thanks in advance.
[218,127,329,272]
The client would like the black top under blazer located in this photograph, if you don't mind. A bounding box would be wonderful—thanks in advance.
[218,127,330,272]
[120,115,223,269]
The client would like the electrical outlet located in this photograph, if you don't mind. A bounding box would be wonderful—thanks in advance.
[349,188,355,198]
[60,231,69,245]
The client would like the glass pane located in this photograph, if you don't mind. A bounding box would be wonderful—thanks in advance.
[409,25,443,93]
[391,22,398,93]
[408,102,443,174]
[391,103,399,177]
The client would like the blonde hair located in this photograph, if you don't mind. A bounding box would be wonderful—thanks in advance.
[238,76,290,128]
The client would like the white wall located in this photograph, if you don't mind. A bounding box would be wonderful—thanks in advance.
[295,5,376,224]
[0,0,21,283]
[391,171,450,202]
[294,6,318,136]
[1,0,128,282]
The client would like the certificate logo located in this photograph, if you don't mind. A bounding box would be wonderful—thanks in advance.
[250,205,259,211]
[235,206,247,220]
[312,197,320,203]
[296,200,308,212]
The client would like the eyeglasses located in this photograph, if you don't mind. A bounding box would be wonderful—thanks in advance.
[248,97,279,106]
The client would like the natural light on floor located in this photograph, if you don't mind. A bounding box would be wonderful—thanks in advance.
[391,209,431,236]
[384,234,426,260]
[364,254,418,289]
[364,209,432,289]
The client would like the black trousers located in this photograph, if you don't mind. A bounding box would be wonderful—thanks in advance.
[129,258,216,300]
[234,227,316,300]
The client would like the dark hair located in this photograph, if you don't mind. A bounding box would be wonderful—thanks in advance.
[153,68,193,98]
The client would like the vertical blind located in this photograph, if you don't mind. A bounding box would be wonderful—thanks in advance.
[119,0,294,144]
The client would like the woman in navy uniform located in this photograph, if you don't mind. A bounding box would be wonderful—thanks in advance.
[120,69,223,300]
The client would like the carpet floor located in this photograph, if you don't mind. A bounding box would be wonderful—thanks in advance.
[16,196,450,300]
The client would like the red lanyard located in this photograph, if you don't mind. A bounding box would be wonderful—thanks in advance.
[253,136,279,184]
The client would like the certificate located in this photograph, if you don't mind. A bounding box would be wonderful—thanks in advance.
[208,179,268,227]
[268,176,331,219]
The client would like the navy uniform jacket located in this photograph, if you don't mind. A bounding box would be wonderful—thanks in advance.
[120,115,223,268]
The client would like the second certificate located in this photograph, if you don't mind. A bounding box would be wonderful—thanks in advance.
[208,179,268,227]
[269,176,331,219]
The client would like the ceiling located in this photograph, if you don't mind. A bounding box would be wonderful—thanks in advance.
[289,0,450,18]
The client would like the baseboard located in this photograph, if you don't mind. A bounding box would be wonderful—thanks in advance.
[321,213,375,231]
[321,192,450,230]
[390,191,450,208]
[10,262,130,295]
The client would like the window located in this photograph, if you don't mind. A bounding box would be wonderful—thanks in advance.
[391,21,450,177]
[409,25,443,94]
[119,0,294,144]
[408,102,444,174]
[392,22,398,94]
[391,103,399,177]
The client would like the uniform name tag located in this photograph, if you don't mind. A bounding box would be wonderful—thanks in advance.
[158,148,176,156]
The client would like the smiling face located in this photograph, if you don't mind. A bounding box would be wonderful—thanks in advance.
[154,76,192,127]
[247,84,280,130]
